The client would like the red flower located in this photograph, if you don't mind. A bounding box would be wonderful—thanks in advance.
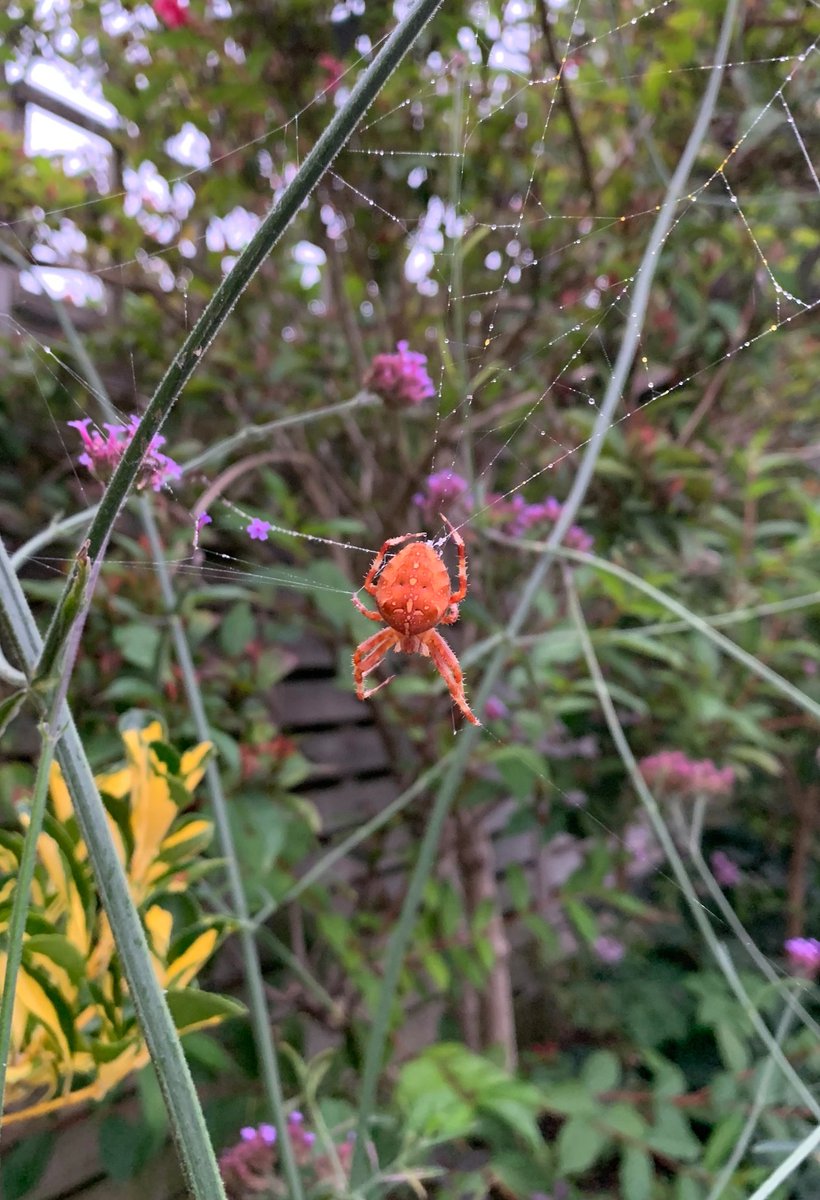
[153,0,189,29]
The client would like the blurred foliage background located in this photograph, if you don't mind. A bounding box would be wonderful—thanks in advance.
[0,0,818,1197]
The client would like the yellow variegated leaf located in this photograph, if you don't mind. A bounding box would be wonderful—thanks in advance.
[13,968,72,1065]
[145,904,173,963]
[160,818,213,853]
[164,928,219,989]
[48,762,73,823]
[179,741,213,792]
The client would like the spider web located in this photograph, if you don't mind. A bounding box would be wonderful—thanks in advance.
[3,0,820,1146]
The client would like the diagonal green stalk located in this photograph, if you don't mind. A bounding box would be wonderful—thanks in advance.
[548,545,820,722]
[34,0,445,682]
[744,1123,820,1200]
[0,728,56,1125]
[349,2,739,1178]
[0,536,227,1197]
[140,501,304,1200]
[564,566,820,1125]
[705,1002,797,1200]
[685,796,820,1040]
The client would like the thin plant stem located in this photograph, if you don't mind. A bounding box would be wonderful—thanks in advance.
[255,926,344,1023]
[0,729,56,1126]
[349,4,739,1178]
[744,1123,820,1200]
[563,565,820,1125]
[182,391,380,476]
[712,943,820,1121]
[255,755,453,925]
[705,1003,798,1200]
[684,796,820,1041]
[140,500,304,1200]
[0,536,227,1198]
[34,0,445,680]
[546,544,820,722]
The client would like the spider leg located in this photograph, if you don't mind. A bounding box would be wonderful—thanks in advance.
[424,629,480,726]
[352,593,384,621]
[439,514,468,606]
[362,531,425,596]
[353,627,399,700]
[438,603,460,626]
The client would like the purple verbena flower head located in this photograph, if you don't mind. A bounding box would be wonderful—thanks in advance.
[247,518,272,541]
[484,696,509,720]
[638,750,734,800]
[365,340,435,408]
[220,1125,277,1194]
[489,492,593,550]
[594,935,625,964]
[68,415,181,492]
[785,937,820,979]
[413,469,473,520]
[710,850,741,887]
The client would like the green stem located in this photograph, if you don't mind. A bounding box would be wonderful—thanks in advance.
[0,537,227,1198]
[255,926,343,1022]
[685,796,820,1041]
[349,5,738,1177]
[139,500,304,1200]
[744,1124,820,1200]
[549,545,820,722]
[564,565,820,1125]
[0,729,56,1127]
[705,1002,797,1200]
[34,0,445,679]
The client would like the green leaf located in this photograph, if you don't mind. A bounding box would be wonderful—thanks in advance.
[99,1113,157,1182]
[715,1021,748,1073]
[581,1050,620,1095]
[113,622,162,671]
[542,1079,601,1117]
[24,934,87,984]
[166,987,246,1031]
[620,1145,653,1200]
[489,745,546,798]
[1,1130,55,1200]
[219,601,256,654]
[564,898,598,945]
[556,1116,610,1175]
[648,1105,701,1161]
[704,1110,747,1170]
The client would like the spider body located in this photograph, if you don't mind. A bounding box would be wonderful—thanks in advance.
[352,516,479,726]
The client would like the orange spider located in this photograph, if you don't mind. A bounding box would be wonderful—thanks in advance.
[352,515,480,726]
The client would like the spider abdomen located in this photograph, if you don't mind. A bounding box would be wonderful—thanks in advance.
[375,542,451,636]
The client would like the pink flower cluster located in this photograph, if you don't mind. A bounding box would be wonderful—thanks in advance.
[490,493,594,551]
[68,417,181,492]
[153,0,189,28]
[638,750,735,799]
[219,1112,355,1198]
[785,937,820,979]
[365,340,435,408]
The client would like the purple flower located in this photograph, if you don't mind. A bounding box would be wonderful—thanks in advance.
[68,415,181,491]
[484,696,508,720]
[365,340,435,407]
[488,492,593,550]
[710,850,741,887]
[247,518,272,541]
[785,937,820,979]
[594,935,625,964]
[413,470,472,517]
